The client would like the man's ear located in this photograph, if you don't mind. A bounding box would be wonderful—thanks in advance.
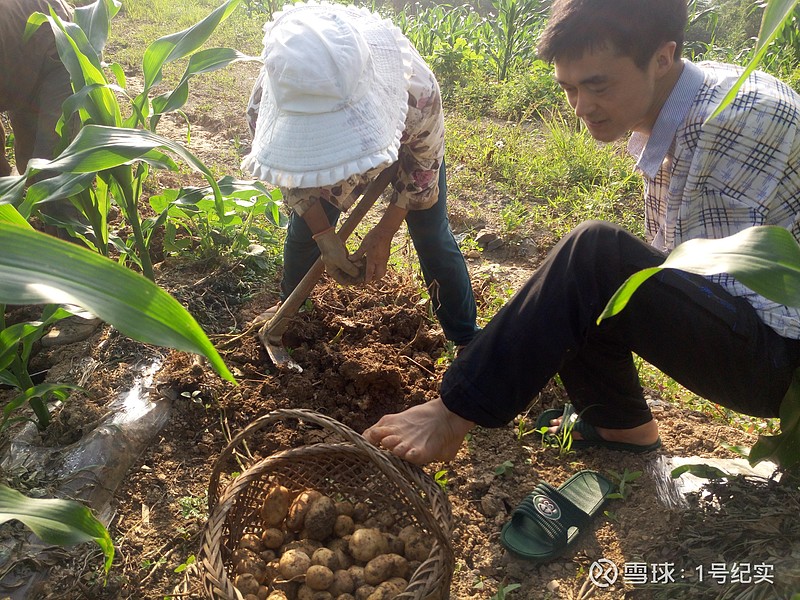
[654,41,677,75]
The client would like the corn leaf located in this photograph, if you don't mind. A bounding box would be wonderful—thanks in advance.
[0,205,31,228]
[0,224,235,383]
[142,0,242,90]
[0,484,113,573]
[150,47,257,119]
[74,0,121,56]
[598,226,800,322]
[706,0,800,122]
[0,175,28,206]
[749,369,800,470]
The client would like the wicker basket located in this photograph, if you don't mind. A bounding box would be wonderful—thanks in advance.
[199,408,454,600]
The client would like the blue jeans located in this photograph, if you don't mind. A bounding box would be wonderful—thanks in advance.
[281,162,479,345]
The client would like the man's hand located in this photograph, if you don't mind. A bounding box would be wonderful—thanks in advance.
[352,227,393,283]
[313,227,363,285]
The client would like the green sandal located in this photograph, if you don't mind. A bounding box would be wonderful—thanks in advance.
[500,470,613,561]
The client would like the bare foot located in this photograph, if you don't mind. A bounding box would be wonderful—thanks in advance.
[545,416,660,446]
[363,398,475,466]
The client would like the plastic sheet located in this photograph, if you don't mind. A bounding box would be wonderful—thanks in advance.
[0,359,172,598]
[648,454,780,509]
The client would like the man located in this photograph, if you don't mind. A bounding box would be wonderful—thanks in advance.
[364,0,800,465]
[0,0,73,178]
[242,3,479,349]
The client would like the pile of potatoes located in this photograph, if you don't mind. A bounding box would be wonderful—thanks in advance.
[230,483,433,600]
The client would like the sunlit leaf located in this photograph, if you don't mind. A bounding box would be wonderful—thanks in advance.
[142,0,243,90]
[0,224,235,383]
[706,0,800,122]
[0,484,114,573]
[599,226,800,322]
[74,0,121,56]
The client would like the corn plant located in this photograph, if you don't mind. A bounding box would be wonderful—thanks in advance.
[0,218,235,384]
[0,206,238,577]
[148,176,286,259]
[482,0,548,81]
[0,302,77,431]
[0,484,114,576]
[18,0,258,280]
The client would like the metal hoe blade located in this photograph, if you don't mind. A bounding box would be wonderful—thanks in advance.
[260,162,398,371]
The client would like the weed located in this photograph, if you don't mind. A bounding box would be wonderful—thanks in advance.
[177,494,206,520]
[173,554,196,574]
[606,468,643,501]
[434,469,449,491]
[538,410,577,456]
[494,460,515,477]
[491,582,522,599]
[515,416,538,441]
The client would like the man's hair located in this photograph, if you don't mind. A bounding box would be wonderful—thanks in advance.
[537,0,688,69]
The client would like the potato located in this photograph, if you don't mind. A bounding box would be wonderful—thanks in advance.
[375,512,395,530]
[262,527,285,550]
[287,490,323,532]
[333,515,354,538]
[361,517,380,529]
[266,592,289,600]
[283,539,323,558]
[383,534,403,556]
[311,547,340,571]
[335,500,354,517]
[279,548,311,580]
[235,555,268,583]
[235,573,261,596]
[257,586,270,600]
[232,548,259,565]
[273,581,300,600]
[402,534,431,563]
[363,554,408,585]
[335,595,356,600]
[240,533,265,554]
[306,565,335,591]
[261,484,292,527]
[354,585,375,600]
[396,526,420,545]
[297,586,332,600]
[347,565,365,589]
[260,549,277,564]
[329,569,355,596]
[352,502,369,523]
[244,595,260,600]
[304,495,337,541]
[365,578,406,600]
[349,528,388,563]
[362,555,392,586]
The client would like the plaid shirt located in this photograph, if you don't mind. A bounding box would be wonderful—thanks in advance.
[628,60,800,339]
[246,47,445,216]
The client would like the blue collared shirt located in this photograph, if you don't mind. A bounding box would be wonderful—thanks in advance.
[628,60,800,338]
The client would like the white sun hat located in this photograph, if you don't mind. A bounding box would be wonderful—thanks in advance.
[241,2,414,188]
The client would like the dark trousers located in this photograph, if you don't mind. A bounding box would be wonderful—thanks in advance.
[441,220,800,428]
[281,162,480,345]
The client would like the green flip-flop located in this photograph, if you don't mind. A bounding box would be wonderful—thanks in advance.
[500,470,613,562]
[535,403,662,453]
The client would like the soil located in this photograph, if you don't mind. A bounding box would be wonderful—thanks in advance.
[2,16,800,600]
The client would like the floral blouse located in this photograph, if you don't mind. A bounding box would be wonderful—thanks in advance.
[246,46,445,215]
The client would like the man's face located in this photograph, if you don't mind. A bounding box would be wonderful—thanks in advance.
[554,45,664,142]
